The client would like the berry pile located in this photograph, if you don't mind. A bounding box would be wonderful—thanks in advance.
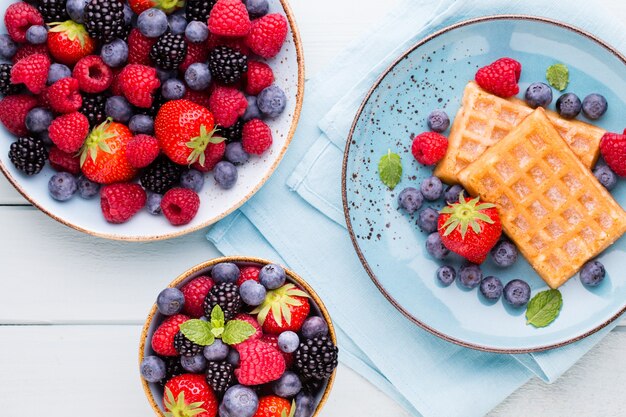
[141,261,338,417]
[0,0,290,226]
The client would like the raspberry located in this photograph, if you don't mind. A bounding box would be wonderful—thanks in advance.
[125,134,160,168]
[192,141,226,172]
[48,146,80,174]
[48,112,90,153]
[208,0,251,37]
[206,34,250,55]
[151,314,190,357]
[100,183,147,224]
[245,14,288,59]
[72,55,113,94]
[600,133,626,177]
[4,2,43,43]
[117,64,160,108]
[178,41,209,74]
[182,89,211,109]
[411,132,448,165]
[209,86,247,128]
[48,77,82,113]
[161,188,201,226]
[233,313,262,343]
[234,339,286,385]
[180,276,214,318]
[128,28,156,66]
[241,119,272,155]
[475,57,521,98]
[0,94,37,136]
[237,266,260,285]
[245,60,273,95]
[12,43,48,64]
[10,53,49,94]
[261,334,294,368]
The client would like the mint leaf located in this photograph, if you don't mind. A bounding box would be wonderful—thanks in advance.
[179,319,215,346]
[222,320,256,345]
[546,63,569,91]
[526,289,563,328]
[211,305,225,330]
[378,149,402,190]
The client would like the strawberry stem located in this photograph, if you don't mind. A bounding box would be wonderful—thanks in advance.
[48,20,90,47]
[439,193,496,239]
[186,124,224,166]
[79,118,116,166]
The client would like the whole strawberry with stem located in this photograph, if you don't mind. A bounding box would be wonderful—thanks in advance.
[163,374,218,417]
[47,20,95,66]
[437,193,502,264]
[251,283,310,335]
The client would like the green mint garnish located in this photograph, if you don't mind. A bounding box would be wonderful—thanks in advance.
[546,63,569,91]
[179,319,215,346]
[222,320,257,345]
[378,149,402,190]
[180,305,255,346]
[526,289,563,328]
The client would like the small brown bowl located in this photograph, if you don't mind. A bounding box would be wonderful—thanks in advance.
[139,256,337,417]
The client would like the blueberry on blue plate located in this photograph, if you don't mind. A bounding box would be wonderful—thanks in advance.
[77,176,100,199]
[582,93,608,120]
[259,263,286,289]
[220,385,258,417]
[593,165,617,191]
[427,109,450,133]
[214,161,238,189]
[212,262,240,284]
[397,187,423,214]
[580,260,605,287]
[181,353,207,373]
[490,240,518,268]
[301,316,328,339]
[524,82,552,108]
[503,279,531,307]
[458,264,482,289]
[444,184,466,204]
[140,356,166,383]
[479,276,503,301]
[203,339,229,361]
[239,280,266,306]
[420,176,443,201]
[417,207,438,233]
[277,331,300,353]
[180,169,205,193]
[436,265,456,286]
[146,192,162,215]
[257,85,287,118]
[225,142,250,165]
[272,371,302,398]
[48,172,77,202]
[425,232,449,260]
[156,287,185,315]
[555,93,582,119]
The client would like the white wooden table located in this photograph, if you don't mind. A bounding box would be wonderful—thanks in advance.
[1,1,625,416]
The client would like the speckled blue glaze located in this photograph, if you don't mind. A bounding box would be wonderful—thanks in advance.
[344,16,626,352]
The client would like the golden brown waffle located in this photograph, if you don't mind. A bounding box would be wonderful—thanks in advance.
[434,82,605,184]
[458,109,626,289]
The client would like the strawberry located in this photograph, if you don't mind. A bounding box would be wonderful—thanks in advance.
[233,313,262,343]
[254,396,294,417]
[191,141,226,172]
[128,28,156,66]
[237,266,261,286]
[10,53,49,94]
[164,374,218,417]
[179,41,209,74]
[260,334,294,368]
[208,0,251,37]
[411,132,448,165]
[475,57,521,98]
[47,21,96,66]
[72,55,113,94]
[125,134,160,168]
[245,14,288,59]
[0,94,37,136]
[251,283,310,335]
[234,339,286,385]
[600,132,626,177]
[209,86,247,128]
[4,2,43,43]
[48,146,80,174]
[80,119,137,184]
[437,194,502,264]
[161,188,201,226]
[151,314,190,356]
[242,119,272,155]
[48,112,90,153]
[245,60,274,95]
[180,276,214,318]
[100,183,147,224]
[128,0,182,16]
[47,77,82,113]
[13,43,48,63]
[117,64,160,108]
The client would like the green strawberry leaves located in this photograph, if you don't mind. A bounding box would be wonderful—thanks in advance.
[281,401,297,417]
[186,124,225,166]
[546,63,569,91]
[439,193,496,238]
[526,289,563,328]
[378,149,402,190]
[180,305,255,346]
[164,388,207,417]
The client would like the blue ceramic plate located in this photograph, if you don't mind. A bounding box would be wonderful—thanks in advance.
[343,15,626,352]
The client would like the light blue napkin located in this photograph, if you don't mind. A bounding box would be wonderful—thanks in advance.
[208,1,624,416]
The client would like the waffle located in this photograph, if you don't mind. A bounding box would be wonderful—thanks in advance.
[458,109,626,289]
[434,82,605,184]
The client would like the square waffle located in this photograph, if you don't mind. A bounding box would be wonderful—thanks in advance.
[458,108,626,288]
[434,81,606,184]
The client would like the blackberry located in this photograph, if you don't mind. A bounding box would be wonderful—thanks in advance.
[37,0,69,23]
[208,46,247,85]
[294,336,338,381]
[80,94,108,127]
[0,64,22,96]
[160,356,185,385]
[203,282,242,321]
[150,33,187,71]
[83,0,129,43]
[9,137,48,176]
[302,378,324,395]
[140,157,183,194]
[220,119,243,143]
[205,361,234,396]
[185,0,216,22]
[173,331,203,357]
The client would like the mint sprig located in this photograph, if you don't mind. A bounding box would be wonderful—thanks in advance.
[180,305,256,346]
[546,63,569,91]
[526,289,563,328]
[378,149,402,190]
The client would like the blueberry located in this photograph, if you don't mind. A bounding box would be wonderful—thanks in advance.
[105,96,133,122]
[25,108,53,133]
[225,142,250,165]
[397,187,423,214]
[458,264,482,289]
[503,279,531,307]
[146,192,162,215]
[239,280,266,306]
[491,240,518,268]
[39,131,53,146]
[243,96,262,121]
[140,356,166,383]
[47,63,72,85]
[128,114,154,135]
[137,8,169,38]
[257,85,287,118]
[420,176,443,201]
[417,207,438,233]
[444,184,466,204]
[214,161,238,189]
[185,21,209,43]
[123,3,134,26]
[203,339,229,361]
[294,392,314,417]
[101,38,128,68]
[580,260,605,287]
[272,371,302,398]
[48,172,77,201]
[244,0,268,18]
[220,385,259,417]
[524,82,552,108]
[180,169,205,192]
[168,13,187,35]
[77,176,100,199]
[66,0,89,22]
[181,353,207,373]
[479,276,503,300]
[185,63,211,91]
[582,93,608,120]
[161,78,186,100]
[156,287,185,315]
[593,165,617,191]
[301,316,328,339]
[427,109,450,133]
[0,34,17,59]
[211,262,240,283]
[156,68,176,83]
[425,232,449,260]
[436,265,456,286]
[555,93,582,119]
[25,25,47,44]
[259,263,286,289]
[277,331,299,353]
[227,349,240,366]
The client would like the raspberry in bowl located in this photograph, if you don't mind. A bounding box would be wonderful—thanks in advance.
[139,257,338,417]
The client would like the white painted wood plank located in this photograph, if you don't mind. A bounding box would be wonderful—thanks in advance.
[0,175,27,205]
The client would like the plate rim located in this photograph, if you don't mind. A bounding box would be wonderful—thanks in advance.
[341,14,626,353]
[0,0,305,242]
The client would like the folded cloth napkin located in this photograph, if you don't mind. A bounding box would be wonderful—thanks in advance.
[208,1,624,416]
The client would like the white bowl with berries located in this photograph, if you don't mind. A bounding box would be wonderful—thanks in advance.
[0,0,303,240]
[139,257,338,417]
